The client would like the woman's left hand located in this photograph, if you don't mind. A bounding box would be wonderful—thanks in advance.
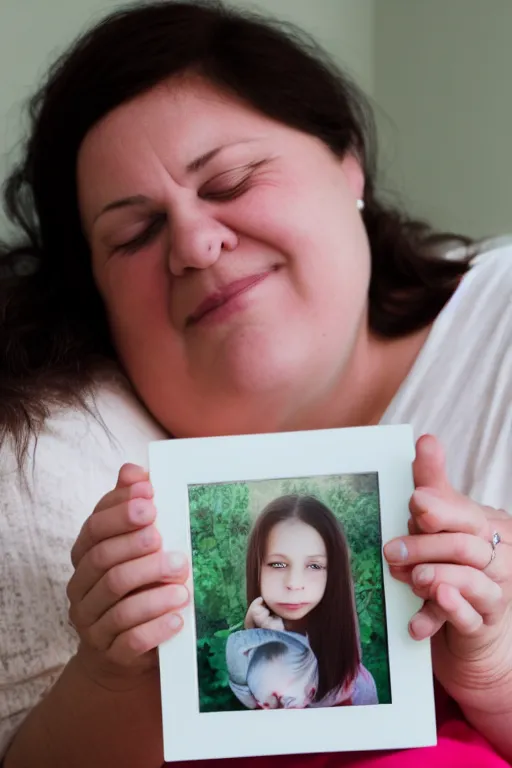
[384,434,512,716]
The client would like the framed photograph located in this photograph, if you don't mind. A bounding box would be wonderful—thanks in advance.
[149,425,436,763]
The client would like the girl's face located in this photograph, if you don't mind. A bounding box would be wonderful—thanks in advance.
[77,76,369,438]
[260,519,328,623]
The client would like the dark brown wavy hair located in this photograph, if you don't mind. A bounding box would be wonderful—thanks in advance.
[246,494,359,702]
[0,0,475,458]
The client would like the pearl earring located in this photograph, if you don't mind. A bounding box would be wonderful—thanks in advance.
[356,199,365,211]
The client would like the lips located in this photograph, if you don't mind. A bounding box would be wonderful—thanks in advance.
[187,271,271,326]
[278,603,309,611]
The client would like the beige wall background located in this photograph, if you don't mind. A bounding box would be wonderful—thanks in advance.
[375,0,512,239]
[1,0,510,240]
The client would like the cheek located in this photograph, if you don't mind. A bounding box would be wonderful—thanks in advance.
[279,214,371,337]
[97,258,173,355]
[311,572,328,598]
[260,571,279,598]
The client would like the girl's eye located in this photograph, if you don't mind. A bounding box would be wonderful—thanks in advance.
[308,563,325,571]
[268,561,286,569]
[112,214,166,255]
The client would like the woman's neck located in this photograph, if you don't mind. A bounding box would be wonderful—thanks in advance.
[278,322,433,433]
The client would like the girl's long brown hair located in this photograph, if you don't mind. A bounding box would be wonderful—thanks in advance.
[246,494,360,701]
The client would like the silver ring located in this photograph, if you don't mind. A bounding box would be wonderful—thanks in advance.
[484,531,501,569]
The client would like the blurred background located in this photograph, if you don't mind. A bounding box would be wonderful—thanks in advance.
[1,0,510,241]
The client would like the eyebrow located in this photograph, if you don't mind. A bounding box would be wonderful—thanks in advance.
[267,553,327,559]
[94,139,260,224]
[94,194,151,223]
[184,139,259,173]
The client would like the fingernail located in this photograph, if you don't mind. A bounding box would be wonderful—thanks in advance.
[167,552,186,572]
[135,503,154,524]
[168,613,183,631]
[384,540,408,562]
[172,584,188,605]
[413,565,435,585]
[409,614,431,640]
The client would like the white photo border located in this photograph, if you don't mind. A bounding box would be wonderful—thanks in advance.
[149,424,436,763]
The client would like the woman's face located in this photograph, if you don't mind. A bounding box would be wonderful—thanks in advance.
[259,519,328,623]
[78,76,369,437]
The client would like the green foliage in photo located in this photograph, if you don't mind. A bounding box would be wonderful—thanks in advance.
[190,475,390,712]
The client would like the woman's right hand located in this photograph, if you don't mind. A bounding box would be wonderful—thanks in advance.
[66,463,189,684]
[244,597,285,631]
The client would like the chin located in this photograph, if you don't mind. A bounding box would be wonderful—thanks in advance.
[279,607,313,622]
[217,325,319,396]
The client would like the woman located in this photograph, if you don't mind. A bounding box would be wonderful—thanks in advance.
[0,1,510,767]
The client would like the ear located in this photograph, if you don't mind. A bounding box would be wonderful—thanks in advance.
[340,152,365,201]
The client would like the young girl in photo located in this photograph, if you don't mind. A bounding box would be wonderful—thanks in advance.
[231,494,379,708]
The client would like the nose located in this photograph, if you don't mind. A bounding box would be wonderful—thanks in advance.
[285,567,305,591]
[167,203,238,276]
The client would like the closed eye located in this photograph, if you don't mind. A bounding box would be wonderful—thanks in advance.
[200,160,266,202]
[112,213,166,255]
[201,177,251,202]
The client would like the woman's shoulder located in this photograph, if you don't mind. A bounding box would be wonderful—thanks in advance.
[0,375,165,756]
[383,236,512,507]
[464,235,512,300]
[438,236,512,330]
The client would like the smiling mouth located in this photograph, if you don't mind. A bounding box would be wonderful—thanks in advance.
[187,270,274,326]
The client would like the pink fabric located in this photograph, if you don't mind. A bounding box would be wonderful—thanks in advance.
[168,685,510,768]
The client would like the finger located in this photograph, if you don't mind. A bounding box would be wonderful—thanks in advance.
[388,564,413,585]
[88,583,189,650]
[116,463,149,489]
[410,488,492,538]
[408,518,419,536]
[71,484,155,567]
[434,583,484,635]
[409,600,448,641]
[254,606,270,621]
[483,507,512,537]
[107,611,184,666]
[94,478,154,516]
[413,435,452,496]
[488,507,511,522]
[384,532,493,570]
[68,524,162,603]
[410,563,504,619]
[263,616,280,630]
[72,551,189,627]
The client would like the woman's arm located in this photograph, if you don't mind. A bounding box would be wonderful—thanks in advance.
[5,463,189,768]
[462,699,512,763]
[5,656,163,768]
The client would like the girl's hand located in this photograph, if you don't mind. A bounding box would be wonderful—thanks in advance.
[245,597,285,631]
[67,463,190,685]
[385,435,512,715]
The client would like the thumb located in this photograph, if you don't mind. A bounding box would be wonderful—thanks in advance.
[116,462,149,489]
[413,434,452,495]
